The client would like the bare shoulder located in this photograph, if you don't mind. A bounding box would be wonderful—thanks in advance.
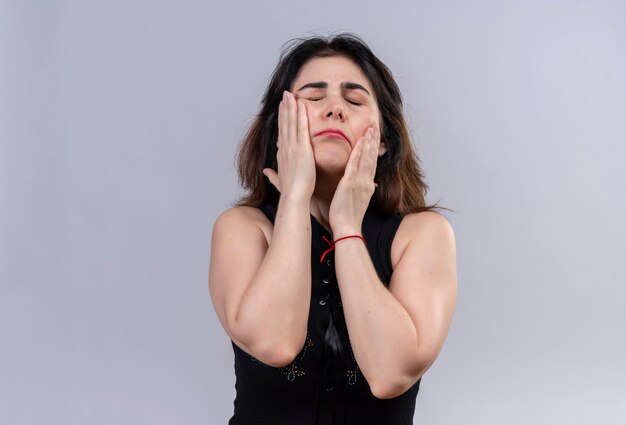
[390,211,456,268]
[213,205,274,246]
[210,206,274,336]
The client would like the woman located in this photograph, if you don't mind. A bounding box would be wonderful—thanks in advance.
[209,33,457,425]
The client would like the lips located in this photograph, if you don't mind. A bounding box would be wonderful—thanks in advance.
[314,129,350,144]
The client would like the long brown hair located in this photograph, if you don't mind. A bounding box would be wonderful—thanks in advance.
[236,33,442,216]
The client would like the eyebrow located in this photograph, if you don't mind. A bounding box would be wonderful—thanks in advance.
[296,81,371,96]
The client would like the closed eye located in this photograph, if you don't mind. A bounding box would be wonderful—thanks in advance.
[307,97,362,106]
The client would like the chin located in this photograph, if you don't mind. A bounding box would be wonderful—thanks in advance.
[314,150,347,170]
[313,144,350,167]
[315,161,348,176]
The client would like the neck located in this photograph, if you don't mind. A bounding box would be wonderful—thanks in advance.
[309,169,342,234]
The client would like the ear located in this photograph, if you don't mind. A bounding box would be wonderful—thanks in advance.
[378,140,387,157]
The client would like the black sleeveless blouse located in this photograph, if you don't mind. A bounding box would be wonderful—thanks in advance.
[229,203,421,425]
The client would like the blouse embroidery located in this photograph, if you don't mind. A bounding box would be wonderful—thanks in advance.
[248,332,315,383]
[280,333,314,382]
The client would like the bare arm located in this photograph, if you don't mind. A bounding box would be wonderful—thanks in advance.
[335,211,458,399]
[209,199,311,367]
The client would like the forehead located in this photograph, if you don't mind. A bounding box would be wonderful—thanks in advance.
[292,56,373,91]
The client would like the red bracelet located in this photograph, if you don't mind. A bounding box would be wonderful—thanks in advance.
[320,234,365,263]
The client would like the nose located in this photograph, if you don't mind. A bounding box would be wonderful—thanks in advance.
[324,102,344,120]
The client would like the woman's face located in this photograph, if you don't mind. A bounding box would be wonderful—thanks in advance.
[290,56,383,173]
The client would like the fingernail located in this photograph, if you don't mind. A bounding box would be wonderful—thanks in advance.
[283,91,287,101]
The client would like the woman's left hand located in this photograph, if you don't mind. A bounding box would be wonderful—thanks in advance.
[329,124,380,236]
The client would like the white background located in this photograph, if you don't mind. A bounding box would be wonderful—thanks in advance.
[1,1,625,424]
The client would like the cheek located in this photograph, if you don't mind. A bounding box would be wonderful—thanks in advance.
[370,111,381,127]
[359,113,380,133]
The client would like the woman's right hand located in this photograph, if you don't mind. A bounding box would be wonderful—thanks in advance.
[262,91,316,201]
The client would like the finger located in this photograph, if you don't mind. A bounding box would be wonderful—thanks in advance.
[361,127,379,173]
[344,137,364,178]
[286,91,296,147]
[371,124,381,155]
[355,129,378,187]
[262,168,281,193]
[297,100,309,145]
[357,128,373,169]
[278,91,287,149]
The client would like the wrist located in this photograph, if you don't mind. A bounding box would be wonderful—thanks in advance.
[279,191,312,207]
[331,225,362,237]
[319,233,365,263]
[333,234,365,245]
